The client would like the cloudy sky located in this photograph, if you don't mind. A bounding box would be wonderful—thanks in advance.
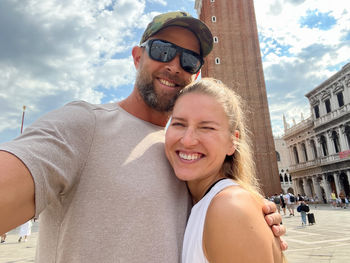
[0,0,349,143]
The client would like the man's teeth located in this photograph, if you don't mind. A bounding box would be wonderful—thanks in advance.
[179,152,201,161]
[160,79,175,87]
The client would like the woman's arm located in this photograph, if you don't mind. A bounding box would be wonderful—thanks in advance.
[203,186,284,263]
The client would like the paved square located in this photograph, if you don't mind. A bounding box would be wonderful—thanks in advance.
[0,204,349,262]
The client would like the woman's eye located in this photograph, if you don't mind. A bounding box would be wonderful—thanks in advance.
[201,126,215,130]
[171,122,185,127]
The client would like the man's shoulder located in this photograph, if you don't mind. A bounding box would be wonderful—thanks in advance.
[65,101,119,112]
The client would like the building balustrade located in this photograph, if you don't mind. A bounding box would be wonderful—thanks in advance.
[289,151,350,172]
[284,117,313,136]
[314,103,350,127]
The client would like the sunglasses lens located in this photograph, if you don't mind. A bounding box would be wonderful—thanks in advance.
[181,52,201,74]
[150,40,177,63]
[146,39,202,74]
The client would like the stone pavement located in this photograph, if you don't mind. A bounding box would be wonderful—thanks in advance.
[0,204,349,262]
[283,204,350,263]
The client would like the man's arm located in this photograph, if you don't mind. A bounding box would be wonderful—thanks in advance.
[263,199,288,251]
[0,151,35,235]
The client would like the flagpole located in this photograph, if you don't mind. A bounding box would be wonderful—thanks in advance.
[21,105,26,134]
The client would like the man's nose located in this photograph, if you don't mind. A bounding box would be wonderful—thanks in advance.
[165,53,182,74]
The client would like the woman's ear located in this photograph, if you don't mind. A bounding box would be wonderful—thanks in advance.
[227,130,239,156]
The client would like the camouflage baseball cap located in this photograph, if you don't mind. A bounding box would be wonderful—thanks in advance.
[140,11,213,57]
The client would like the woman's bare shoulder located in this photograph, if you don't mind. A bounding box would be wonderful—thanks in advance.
[203,186,283,263]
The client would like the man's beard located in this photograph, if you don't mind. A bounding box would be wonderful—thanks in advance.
[135,68,189,112]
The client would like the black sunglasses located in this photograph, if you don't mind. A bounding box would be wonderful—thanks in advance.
[140,39,204,74]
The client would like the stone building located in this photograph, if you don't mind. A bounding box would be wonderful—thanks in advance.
[274,137,294,194]
[283,63,350,202]
[195,0,281,196]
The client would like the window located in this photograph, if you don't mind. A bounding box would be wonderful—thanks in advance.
[337,92,344,107]
[280,174,283,182]
[325,99,331,113]
[345,125,350,149]
[293,146,299,164]
[215,57,220,64]
[276,151,281,162]
[314,105,320,118]
[310,140,317,159]
[213,36,218,43]
[212,16,216,22]
[210,0,215,2]
[284,175,289,182]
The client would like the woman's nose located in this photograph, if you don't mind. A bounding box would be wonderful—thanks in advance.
[180,128,198,147]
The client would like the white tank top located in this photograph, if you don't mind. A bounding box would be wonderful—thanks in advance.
[182,179,238,263]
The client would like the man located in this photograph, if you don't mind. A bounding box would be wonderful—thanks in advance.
[0,11,285,262]
[285,192,295,216]
[273,193,281,213]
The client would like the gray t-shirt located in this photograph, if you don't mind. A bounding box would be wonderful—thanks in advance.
[0,101,191,262]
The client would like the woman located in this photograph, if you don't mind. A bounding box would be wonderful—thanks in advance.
[18,220,32,242]
[165,78,285,262]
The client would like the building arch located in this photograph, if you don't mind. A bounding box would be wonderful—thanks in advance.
[320,135,328,156]
[332,130,341,153]
[339,172,350,197]
[345,125,350,149]
[327,174,336,195]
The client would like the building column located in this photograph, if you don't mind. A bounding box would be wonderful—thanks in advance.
[347,170,350,188]
[327,131,335,155]
[306,139,314,160]
[334,172,341,196]
[340,125,349,151]
[292,179,299,195]
[312,176,322,200]
[321,174,331,202]
[288,146,294,165]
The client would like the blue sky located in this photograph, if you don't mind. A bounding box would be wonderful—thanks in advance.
[0,0,349,143]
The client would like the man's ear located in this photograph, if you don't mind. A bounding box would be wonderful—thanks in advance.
[132,46,143,69]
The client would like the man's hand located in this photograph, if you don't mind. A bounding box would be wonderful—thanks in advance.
[262,199,288,251]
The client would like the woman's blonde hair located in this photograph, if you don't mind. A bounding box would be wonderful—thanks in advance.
[178,77,262,197]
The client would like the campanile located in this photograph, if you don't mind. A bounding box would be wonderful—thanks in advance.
[195,0,281,196]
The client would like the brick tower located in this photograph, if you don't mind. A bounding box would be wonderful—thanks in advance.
[195,0,281,196]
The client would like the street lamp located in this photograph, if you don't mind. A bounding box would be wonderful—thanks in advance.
[21,105,26,134]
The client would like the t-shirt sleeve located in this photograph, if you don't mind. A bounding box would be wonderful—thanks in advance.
[0,101,96,217]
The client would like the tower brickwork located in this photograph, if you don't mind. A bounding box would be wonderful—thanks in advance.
[195,0,281,196]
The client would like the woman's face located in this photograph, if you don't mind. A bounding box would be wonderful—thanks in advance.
[165,92,236,183]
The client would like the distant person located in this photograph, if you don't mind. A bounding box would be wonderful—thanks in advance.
[339,191,346,209]
[284,193,294,216]
[331,191,337,207]
[0,233,6,243]
[297,200,309,226]
[280,193,286,215]
[273,193,281,213]
[18,220,32,242]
